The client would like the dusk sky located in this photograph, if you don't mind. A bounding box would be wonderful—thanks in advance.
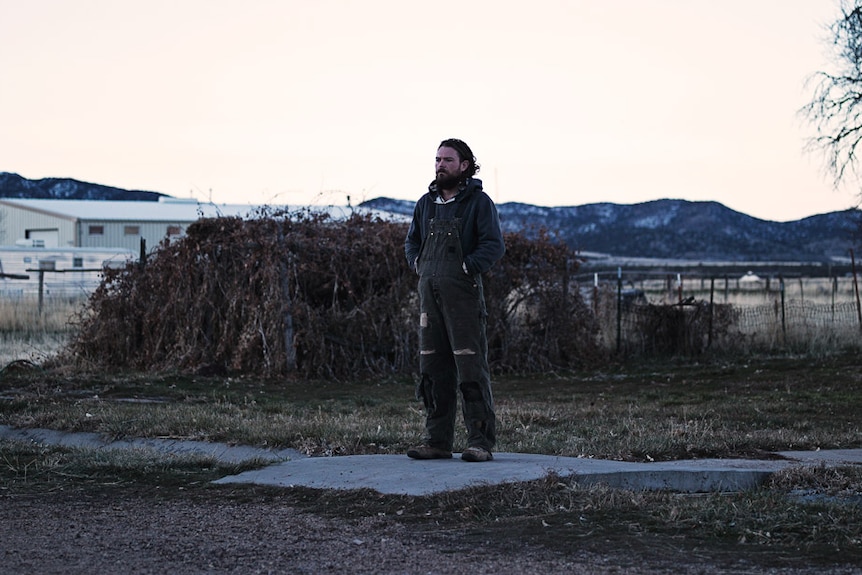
[1,1,856,221]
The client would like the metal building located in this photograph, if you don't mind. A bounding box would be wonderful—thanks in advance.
[0,197,266,252]
[0,197,403,252]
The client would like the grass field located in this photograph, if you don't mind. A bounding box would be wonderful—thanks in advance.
[1,351,861,570]
[0,294,81,365]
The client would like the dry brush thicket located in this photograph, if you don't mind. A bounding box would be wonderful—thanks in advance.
[65,211,604,379]
[626,301,738,355]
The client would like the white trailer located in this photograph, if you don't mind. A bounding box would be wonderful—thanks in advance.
[0,243,135,297]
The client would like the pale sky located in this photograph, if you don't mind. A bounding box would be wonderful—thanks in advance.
[0,0,856,221]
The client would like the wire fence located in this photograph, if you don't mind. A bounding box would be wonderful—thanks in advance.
[0,269,109,297]
[6,264,862,359]
[586,270,862,355]
[736,300,859,330]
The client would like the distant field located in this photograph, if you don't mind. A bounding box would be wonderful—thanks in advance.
[631,276,858,306]
[0,294,82,365]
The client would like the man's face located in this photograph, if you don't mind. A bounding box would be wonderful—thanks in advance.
[435,146,468,189]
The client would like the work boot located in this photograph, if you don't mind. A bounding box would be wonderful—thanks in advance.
[407,445,453,460]
[461,447,493,462]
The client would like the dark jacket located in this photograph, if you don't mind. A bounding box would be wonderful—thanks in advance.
[404,178,505,275]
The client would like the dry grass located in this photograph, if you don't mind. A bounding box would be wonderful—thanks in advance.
[0,294,81,366]
[2,354,861,567]
[2,354,861,461]
[0,294,84,333]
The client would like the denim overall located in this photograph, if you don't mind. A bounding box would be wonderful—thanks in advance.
[416,214,496,452]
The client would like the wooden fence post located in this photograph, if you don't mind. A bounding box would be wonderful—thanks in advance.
[832,274,838,323]
[779,275,786,343]
[616,267,622,354]
[37,270,45,315]
[851,249,862,333]
[139,237,147,266]
[708,277,715,348]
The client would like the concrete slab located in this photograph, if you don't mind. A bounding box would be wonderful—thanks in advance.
[212,452,800,495]
[3,424,861,495]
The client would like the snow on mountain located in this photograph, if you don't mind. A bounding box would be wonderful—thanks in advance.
[360,197,861,263]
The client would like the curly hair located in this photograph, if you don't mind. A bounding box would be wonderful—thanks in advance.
[438,138,481,178]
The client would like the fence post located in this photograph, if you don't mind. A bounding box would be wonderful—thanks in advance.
[832,274,838,323]
[139,237,147,266]
[37,270,45,315]
[851,249,862,333]
[708,277,715,348]
[616,267,622,354]
[779,275,786,343]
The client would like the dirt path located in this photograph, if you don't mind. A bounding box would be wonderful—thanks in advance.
[0,491,605,574]
[2,489,860,575]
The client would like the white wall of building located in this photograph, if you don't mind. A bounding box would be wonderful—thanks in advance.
[0,202,76,247]
[77,219,188,251]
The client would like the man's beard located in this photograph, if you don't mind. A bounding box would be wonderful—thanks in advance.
[435,171,463,190]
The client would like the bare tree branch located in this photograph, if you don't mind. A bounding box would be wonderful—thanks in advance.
[803,1,862,191]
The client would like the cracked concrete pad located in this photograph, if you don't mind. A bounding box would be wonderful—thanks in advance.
[213,452,803,495]
[4,425,861,496]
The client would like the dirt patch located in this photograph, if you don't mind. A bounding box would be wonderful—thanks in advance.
[1,486,860,575]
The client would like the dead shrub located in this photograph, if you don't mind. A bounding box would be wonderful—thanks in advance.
[624,301,739,355]
[62,212,602,378]
[485,228,606,372]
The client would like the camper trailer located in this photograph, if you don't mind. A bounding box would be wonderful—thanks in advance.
[0,243,135,296]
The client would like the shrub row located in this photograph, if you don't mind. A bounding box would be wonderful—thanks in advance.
[65,210,604,379]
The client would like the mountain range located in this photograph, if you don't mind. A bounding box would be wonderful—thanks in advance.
[1,172,859,264]
[0,172,165,202]
[362,197,861,265]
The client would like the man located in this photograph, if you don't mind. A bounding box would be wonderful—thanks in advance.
[404,138,506,462]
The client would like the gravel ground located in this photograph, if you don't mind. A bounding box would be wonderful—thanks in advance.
[2,489,861,575]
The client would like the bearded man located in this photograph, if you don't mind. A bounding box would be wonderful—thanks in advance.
[403,138,506,462]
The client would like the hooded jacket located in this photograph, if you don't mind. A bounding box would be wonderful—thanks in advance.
[404,177,505,276]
